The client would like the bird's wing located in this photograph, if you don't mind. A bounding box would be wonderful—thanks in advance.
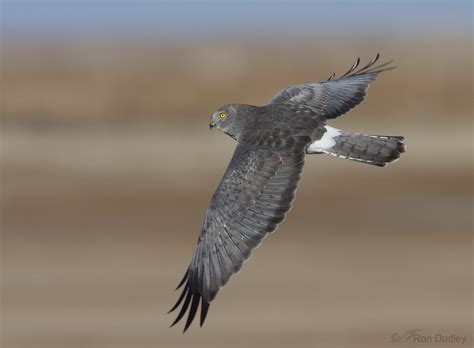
[169,141,306,332]
[269,54,395,120]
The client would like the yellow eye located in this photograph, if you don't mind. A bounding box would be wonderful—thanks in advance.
[219,112,226,119]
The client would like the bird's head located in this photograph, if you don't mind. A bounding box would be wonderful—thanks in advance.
[210,104,259,140]
[209,104,238,131]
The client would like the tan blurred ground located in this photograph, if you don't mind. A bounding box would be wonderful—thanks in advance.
[1,36,473,347]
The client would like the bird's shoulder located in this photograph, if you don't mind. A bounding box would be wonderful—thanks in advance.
[237,105,319,152]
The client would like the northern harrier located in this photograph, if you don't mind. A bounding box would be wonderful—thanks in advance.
[169,54,405,332]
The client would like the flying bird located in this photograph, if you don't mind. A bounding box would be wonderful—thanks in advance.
[169,54,405,332]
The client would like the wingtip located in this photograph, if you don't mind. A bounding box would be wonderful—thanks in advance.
[169,317,180,328]
[341,57,361,78]
[175,269,189,290]
[373,52,381,63]
[340,54,395,77]
[168,282,189,313]
[169,286,193,329]
[200,300,210,327]
[183,293,201,333]
[170,280,211,333]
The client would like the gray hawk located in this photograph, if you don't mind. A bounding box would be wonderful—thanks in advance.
[169,54,405,332]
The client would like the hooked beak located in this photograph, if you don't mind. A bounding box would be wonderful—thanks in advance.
[209,120,216,130]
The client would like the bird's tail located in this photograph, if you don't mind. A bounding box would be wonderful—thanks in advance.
[307,126,406,167]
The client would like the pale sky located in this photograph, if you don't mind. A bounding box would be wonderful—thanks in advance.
[2,0,472,40]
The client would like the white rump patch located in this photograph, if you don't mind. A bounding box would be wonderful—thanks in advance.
[307,126,341,153]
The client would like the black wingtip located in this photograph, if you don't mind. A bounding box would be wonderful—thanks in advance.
[362,58,395,74]
[371,53,381,65]
[170,287,193,328]
[327,72,335,81]
[351,53,380,74]
[366,65,397,75]
[200,300,210,327]
[168,282,189,314]
[169,273,211,332]
[341,57,361,78]
[337,54,395,79]
[182,293,201,333]
[175,269,189,290]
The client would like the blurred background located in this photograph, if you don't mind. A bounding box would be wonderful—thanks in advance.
[1,0,472,347]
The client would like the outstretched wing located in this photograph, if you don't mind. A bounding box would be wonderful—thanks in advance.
[269,53,395,120]
[169,142,306,332]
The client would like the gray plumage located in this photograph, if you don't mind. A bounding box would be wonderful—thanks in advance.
[169,54,405,332]
[307,130,405,166]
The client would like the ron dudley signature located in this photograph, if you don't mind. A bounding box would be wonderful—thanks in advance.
[390,329,468,344]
